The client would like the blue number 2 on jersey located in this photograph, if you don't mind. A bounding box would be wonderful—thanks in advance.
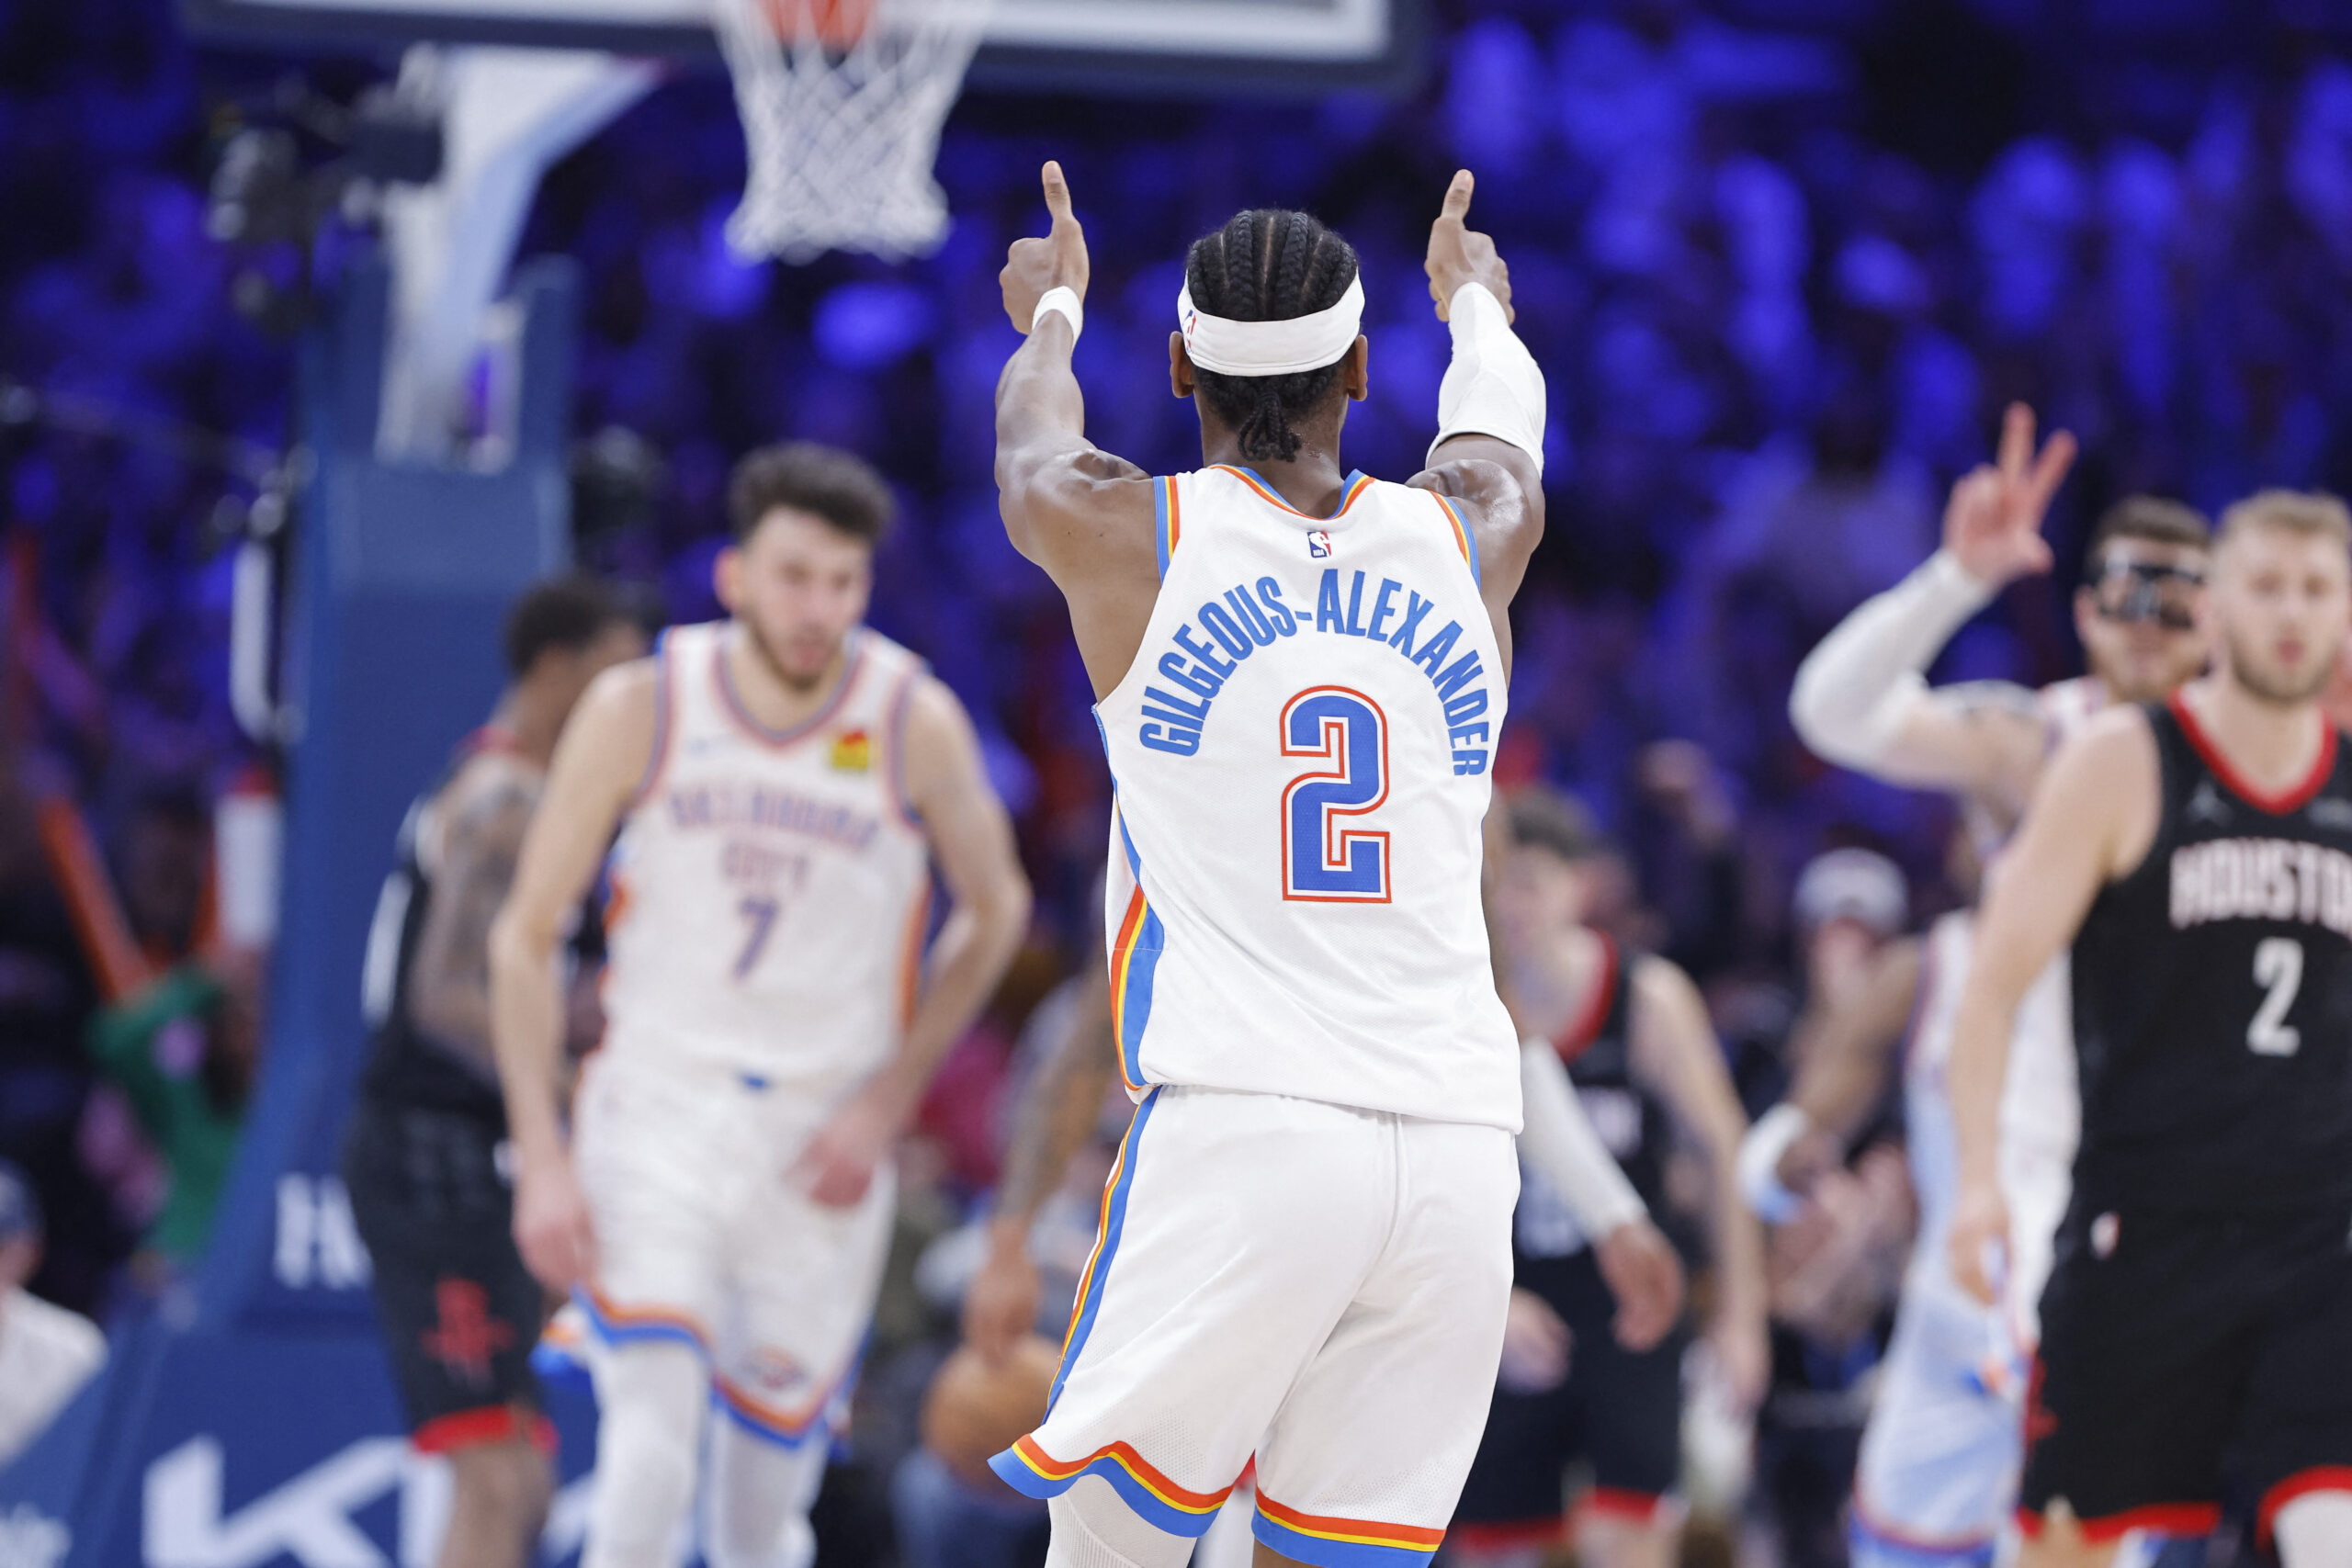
[1280,686,1391,902]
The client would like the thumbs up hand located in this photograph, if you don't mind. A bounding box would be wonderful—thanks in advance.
[1002,160,1092,335]
[1424,169,1513,323]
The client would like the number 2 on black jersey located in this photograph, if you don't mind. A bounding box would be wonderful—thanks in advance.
[2248,936,2304,1056]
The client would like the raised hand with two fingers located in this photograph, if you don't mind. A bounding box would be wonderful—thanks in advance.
[1941,402,2078,590]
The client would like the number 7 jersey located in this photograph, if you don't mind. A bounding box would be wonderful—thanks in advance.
[1095,465,1522,1132]
[598,621,933,1095]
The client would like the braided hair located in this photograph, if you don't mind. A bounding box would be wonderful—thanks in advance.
[1182,209,1361,464]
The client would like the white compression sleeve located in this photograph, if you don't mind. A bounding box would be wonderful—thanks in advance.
[1518,1041,1645,1239]
[1428,282,1545,473]
[1788,550,1995,769]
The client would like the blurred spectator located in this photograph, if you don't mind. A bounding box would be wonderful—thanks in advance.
[84,944,265,1276]
[1749,848,1915,1568]
[0,755,119,1315]
[0,1159,107,1469]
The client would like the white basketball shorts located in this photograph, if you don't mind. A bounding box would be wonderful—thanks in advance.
[1850,1278,2018,1568]
[989,1085,1520,1568]
[569,1047,895,1448]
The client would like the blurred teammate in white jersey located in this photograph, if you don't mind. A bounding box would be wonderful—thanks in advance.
[488,443,1031,1568]
[1745,411,2210,1568]
[984,163,1661,1568]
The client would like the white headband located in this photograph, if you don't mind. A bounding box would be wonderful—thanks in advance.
[1177,274,1364,377]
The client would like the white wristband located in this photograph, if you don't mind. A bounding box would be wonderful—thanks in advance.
[1737,1103,1813,1224]
[1032,286,1083,341]
[1429,281,1546,473]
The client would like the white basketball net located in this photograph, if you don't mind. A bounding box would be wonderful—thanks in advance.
[713,0,986,264]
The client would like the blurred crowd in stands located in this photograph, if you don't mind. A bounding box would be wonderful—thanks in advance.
[6,0,2352,1559]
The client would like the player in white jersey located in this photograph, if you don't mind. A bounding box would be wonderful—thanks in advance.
[980,164,1611,1568]
[488,443,1032,1568]
[1744,412,2211,1568]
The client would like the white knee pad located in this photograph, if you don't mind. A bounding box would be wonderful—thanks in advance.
[703,1420,828,1568]
[1044,1475,1194,1568]
[583,1343,707,1568]
[2275,1491,2352,1568]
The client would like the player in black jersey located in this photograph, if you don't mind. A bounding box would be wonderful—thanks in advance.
[1451,788,1767,1568]
[1948,490,2352,1568]
[343,577,645,1568]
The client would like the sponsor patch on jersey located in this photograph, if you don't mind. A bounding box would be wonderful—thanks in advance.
[1306,528,1334,558]
[829,728,873,773]
[746,1346,807,1393]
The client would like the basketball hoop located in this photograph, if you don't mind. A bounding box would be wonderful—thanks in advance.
[713,0,987,265]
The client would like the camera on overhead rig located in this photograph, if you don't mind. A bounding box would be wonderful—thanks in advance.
[206,73,447,334]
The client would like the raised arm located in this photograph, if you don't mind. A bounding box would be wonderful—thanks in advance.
[489,660,654,1292]
[1408,171,1546,675]
[994,162,1160,698]
[962,964,1118,1362]
[1629,954,1770,1409]
[1789,404,2076,817]
[1946,710,2158,1303]
[795,676,1033,1207]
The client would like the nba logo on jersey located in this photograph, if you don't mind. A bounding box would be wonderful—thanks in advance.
[1306,528,1334,558]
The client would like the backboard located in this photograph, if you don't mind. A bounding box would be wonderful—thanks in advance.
[182,0,1420,94]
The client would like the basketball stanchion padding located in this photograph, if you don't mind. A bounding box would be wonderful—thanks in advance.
[920,1334,1059,1487]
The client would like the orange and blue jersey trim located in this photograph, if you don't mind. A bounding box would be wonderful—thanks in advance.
[884,663,923,830]
[1037,1084,1159,1415]
[714,1342,865,1450]
[1155,477,1182,578]
[1108,809,1165,1093]
[573,1285,711,1357]
[628,627,675,810]
[1216,464,1374,520]
[717,626,865,747]
[577,1286,860,1450]
[991,1432,1231,1537]
[1427,491,1480,587]
[1252,1490,1448,1568]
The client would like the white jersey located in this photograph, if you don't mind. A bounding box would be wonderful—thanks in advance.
[1902,912,2072,1294]
[599,621,933,1093]
[1094,465,1521,1131]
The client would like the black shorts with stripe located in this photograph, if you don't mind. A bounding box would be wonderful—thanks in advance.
[344,1097,551,1453]
[2020,1199,2352,1548]
[1452,1247,1686,1545]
